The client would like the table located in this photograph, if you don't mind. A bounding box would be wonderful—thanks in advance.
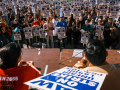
[60,49,120,68]
[22,48,60,74]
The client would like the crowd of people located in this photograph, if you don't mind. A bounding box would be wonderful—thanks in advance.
[0,1,120,90]
[0,2,120,50]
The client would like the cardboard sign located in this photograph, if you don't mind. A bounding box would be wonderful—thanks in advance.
[24,27,33,39]
[83,1,90,8]
[95,25,104,37]
[7,0,12,6]
[55,5,61,14]
[55,1,61,6]
[61,1,67,6]
[99,4,107,16]
[12,0,17,5]
[2,0,7,4]
[30,0,36,4]
[36,0,44,9]
[110,5,119,18]
[18,0,24,7]
[41,4,50,18]
[58,27,66,39]
[0,2,6,11]
[81,32,89,44]
[44,0,51,5]
[63,6,71,17]
[39,29,46,38]
[33,26,40,36]
[89,0,96,6]
[24,67,106,90]
[73,6,81,19]
[109,0,116,5]
[75,0,82,6]
[13,31,22,40]
[97,0,103,5]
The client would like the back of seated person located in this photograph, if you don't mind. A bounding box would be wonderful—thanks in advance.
[73,40,120,90]
[0,42,41,90]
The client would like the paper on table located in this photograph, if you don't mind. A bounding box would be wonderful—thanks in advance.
[72,49,83,58]
[117,51,120,54]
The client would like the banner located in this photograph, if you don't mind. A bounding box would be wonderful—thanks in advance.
[24,27,33,39]
[33,26,40,36]
[41,4,50,18]
[73,6,81,19]
[99,4,107,16]
[39,29,46,38]
[25,67,106,90]
[36,0,44,9]
[81,32,89,44]
[63,6,71,17]
[13,31,22,40]
[0,2,6,11]
[58,27,66,39]
[55,5,61,14]
[110,5,119,18]
[95,25,104,37]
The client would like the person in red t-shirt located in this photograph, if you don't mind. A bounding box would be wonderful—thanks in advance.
[0,42,41,90]
[31,17,40,26]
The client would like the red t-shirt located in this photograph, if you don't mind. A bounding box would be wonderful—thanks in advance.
[31,21,40,26]
[0,66,39,90]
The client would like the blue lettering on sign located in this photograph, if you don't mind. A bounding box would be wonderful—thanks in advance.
[31,80,53,89]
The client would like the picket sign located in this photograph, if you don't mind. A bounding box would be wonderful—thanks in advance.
[24,67,106,90]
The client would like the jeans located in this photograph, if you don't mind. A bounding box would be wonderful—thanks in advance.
[46,35,54,48]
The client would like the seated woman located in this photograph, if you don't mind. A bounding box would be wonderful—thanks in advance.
[0,42,41,90]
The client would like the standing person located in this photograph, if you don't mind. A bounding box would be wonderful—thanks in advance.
[81,20,93,48]
[56,16,68,48]
[22,19,32,48]
[0,15,11,43]
[11,18,23,48]
[38,15,44,28]
[52,15,59,42]
[31,17,40,43]
[72,18,81,47]
[104,18,118,49]
[43,17,55,48]
[66,17,72,45]
[115,18,120,49]
[31,17,39,26]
